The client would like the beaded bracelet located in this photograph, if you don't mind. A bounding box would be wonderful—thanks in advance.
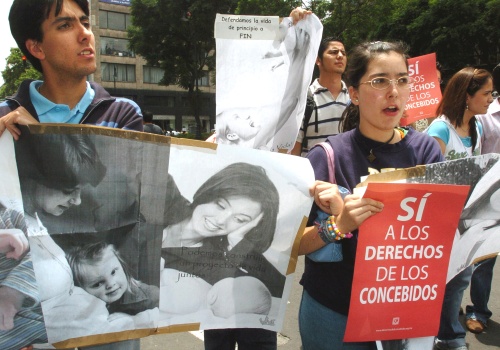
[315,215,353,243]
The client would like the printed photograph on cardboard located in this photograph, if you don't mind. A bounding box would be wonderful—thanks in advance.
[14,127,167,345]
[159,141,313,330]
[0,132,49,349]
[1,126,315,346]
[215,14,322,152]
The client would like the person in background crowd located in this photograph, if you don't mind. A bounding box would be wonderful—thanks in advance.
[425,67,493,350]
[464,62,500,335]
[298,40,443,350]
[1,0,144,349]
[142,111,163,135]
[291,36,349,156]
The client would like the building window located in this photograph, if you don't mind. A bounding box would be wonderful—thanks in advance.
[101,37,134,57]
[99,11,131,31]
[144,95,175,107]
[197,71,210,87]
[143,66,165,84]
[101,63,136,82]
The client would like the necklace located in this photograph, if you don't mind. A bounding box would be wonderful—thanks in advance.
[367,129,396,162]
[459,125,470,133]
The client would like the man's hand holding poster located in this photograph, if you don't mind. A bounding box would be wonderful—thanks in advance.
[344,183,469,342]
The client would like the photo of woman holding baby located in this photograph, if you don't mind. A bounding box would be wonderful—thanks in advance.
[162,162,285,299]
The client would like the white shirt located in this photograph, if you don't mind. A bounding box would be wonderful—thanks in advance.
[477,98,500,154]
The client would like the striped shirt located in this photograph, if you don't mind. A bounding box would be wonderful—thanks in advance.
[296,79,350,156]
[0,206,47,349]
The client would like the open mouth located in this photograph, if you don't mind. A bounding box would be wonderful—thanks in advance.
[58,205,69,212]
[384,106,399,113]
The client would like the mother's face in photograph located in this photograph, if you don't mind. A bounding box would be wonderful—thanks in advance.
[34,184,82,216]
[191,195,262,238]
[191,162,279,253]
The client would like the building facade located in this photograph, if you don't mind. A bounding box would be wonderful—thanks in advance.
[90,0,216,134]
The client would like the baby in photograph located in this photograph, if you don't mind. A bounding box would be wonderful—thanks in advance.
[66,240,159,316]
[160,268,272,318]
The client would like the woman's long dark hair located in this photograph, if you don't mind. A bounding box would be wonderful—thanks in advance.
[435,67,492,153]
[339,41,409,133]
[15,133,106,191]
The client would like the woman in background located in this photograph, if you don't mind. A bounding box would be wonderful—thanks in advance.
[425,67,493,350]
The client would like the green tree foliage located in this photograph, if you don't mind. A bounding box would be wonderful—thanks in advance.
[128,0,238,139]
[314,0,393,50]
[128,0,498,136]
[0,48,42,99]
[373,0,500,73]
[235,0,301,16]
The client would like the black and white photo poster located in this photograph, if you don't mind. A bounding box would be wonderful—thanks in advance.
[215,13,322,152]
[159,138,313,332]
[0,125,314,347]
[17,126,166,346]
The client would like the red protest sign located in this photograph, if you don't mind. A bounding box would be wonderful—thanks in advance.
[400,53,442,126]
[344,183,469,342]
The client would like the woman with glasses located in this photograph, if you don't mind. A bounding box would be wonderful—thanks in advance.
[297,41,443,350]
[424,67,493,350]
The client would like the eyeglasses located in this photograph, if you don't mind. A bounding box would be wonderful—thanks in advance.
[330,49,346,56]
[361,76,413,90]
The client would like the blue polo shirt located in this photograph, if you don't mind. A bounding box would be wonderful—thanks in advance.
[29,80,95,124]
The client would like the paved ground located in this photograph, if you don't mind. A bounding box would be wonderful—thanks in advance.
[141,256,500,349]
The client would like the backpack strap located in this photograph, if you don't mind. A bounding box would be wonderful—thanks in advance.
[310,142,336,184]
[301,91,316,153]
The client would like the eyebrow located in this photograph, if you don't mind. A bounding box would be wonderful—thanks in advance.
[367,72,409,79]
[51,15,89,26]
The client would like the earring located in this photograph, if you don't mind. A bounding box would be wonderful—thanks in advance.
[466,104,469,110]
[355,99,359,102]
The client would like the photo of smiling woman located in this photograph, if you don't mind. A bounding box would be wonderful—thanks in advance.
[161,162,285,316]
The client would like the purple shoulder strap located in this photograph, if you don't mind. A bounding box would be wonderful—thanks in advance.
[311,142,336,184]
